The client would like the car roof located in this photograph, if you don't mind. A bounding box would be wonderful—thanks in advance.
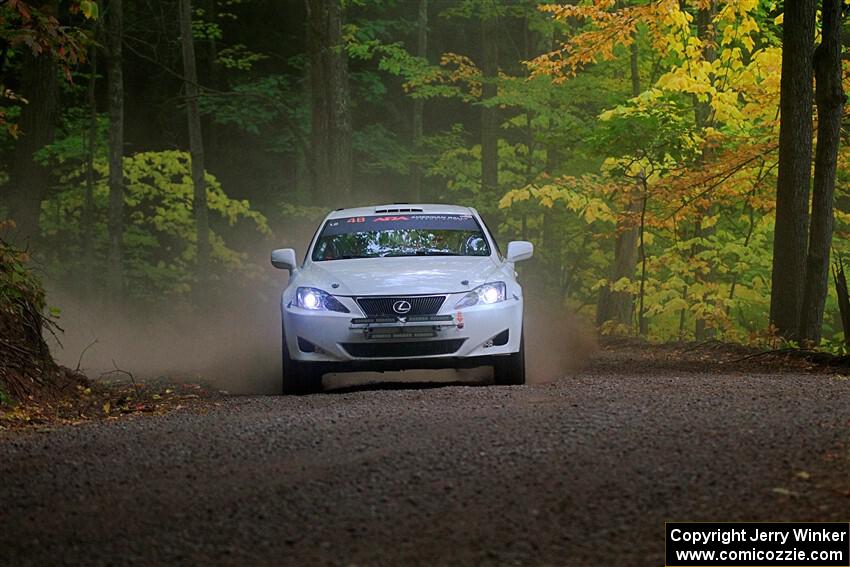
[325,203,476,220]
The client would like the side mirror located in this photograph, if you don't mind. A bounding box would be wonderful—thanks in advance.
[505,241,533,263]
[271,248,298,272]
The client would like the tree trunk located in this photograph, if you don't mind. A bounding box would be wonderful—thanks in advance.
[769,0,817,339]
[598,187,641,329]
[693,1,717,341]
[637,174,649,336]
[180,0,211,302]
[326,0,352,204]
[82,42,99,295]
[410,0,427,202]
[799,0,844,345]
[6,3,59,246]
[834,256,850,346]
[597,35,641,330]
[480,9,498,195]
[306,0,352,205]
[106,0,125,304]
[199,0,221,169]
[306,0,329,205]
[629,40,640,100]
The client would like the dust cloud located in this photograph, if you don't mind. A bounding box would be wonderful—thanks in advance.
[47,284,285,394]
[46,274,596,394]
[523,299,598,384]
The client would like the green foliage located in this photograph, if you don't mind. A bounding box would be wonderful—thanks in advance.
[191,8,223,40]
[593,96,702,175]
[40,150,271,301]
[6,0,850,351]
[199,75,298,136]
[353,124,411,174]
[216,44,267,71]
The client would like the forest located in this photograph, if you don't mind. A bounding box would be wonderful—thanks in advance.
[2,0,850,361]
[6,2,850,562]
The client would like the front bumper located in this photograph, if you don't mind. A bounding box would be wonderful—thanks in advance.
[283,293,523,364]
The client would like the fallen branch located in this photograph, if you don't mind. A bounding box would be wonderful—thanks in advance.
[731,347,798,362]
[75,339,98,372]
[100,359,137,390]
[682,339,725,353]
[732,347,850,366]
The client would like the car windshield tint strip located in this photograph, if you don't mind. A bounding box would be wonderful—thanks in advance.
[321,214,480,236]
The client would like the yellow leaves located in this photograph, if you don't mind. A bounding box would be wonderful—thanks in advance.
[438,53,482,98]
[530,2,659,79]
[721,23,739,46]
[79,0,99,19]
[666,297,690,312]
[535,184,561,208]
[656,69,714,98]
[598,108,616,122]
[662,6,692,31]
[584,199,614,223]
[701,214,719,230]
[500,178,615,224]
[498,188,531,209]
[531,0,773,170]
[711,89,745,124]
[610,277,640,294]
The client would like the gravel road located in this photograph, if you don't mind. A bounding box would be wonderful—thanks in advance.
[2,346,850,566]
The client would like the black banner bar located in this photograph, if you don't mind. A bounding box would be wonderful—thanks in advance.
[666,522,850,567]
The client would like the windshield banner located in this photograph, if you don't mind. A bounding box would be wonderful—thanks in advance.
[322,214,478,236]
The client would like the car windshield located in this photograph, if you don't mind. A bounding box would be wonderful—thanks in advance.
[311,213,491,261]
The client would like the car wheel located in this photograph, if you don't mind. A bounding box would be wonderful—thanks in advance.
[282,328,322,395]
[493,331,526,386]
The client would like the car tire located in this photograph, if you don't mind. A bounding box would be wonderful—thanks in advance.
[493,330,526,385]
[282,328,322,395]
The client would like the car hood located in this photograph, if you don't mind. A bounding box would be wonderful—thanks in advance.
[299,256,503,296]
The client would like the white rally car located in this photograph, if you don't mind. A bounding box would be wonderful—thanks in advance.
[271,204,533,394]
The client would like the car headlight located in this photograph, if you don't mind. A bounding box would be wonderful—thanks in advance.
[295,287,350,313]
[454,282,507,309]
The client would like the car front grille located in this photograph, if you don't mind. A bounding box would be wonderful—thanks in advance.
[341,339,466,358]
[356,295,446,317]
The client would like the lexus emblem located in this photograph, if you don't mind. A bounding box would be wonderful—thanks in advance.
[392,300,412,314]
